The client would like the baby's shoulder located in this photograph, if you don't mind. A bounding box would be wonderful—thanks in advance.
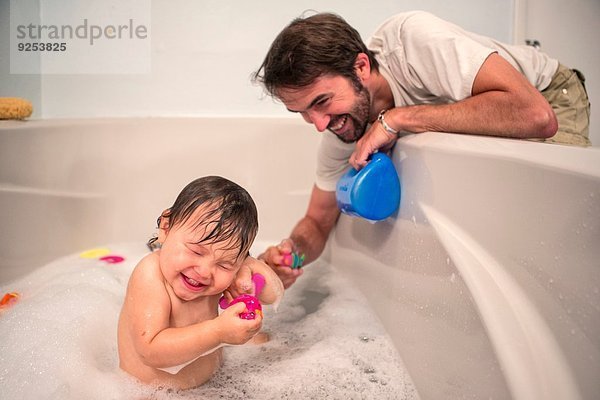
[129,251,163,285]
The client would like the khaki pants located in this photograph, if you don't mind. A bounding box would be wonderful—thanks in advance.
[540,63,591,146]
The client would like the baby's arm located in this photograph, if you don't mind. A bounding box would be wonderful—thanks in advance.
[231,256,284,306]
[139,307,261,369]
[121,254,262,370]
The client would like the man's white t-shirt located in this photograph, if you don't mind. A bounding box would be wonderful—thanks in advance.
[315,11,559,192]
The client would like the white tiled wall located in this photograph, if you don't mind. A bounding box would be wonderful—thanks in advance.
[2,0,514,118]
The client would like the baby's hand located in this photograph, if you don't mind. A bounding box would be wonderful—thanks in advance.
[224,261,255,300]
[217,303,262,345]
[224,257,284,305]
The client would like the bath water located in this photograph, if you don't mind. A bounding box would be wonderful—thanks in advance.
[0,242,418,399]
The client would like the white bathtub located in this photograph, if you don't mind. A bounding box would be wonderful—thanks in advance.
[1,118,599,400]
[0,118,318,282]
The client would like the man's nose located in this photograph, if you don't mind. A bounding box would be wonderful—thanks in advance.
[302,110,330,132]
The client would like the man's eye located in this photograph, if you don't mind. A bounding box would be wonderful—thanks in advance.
[315,98,330,107]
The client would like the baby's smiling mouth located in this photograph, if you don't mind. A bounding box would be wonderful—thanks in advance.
[181,273,205,291]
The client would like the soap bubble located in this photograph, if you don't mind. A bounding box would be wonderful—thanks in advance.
[0,241,417,399]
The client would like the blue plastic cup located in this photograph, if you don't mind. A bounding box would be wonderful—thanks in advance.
[335,153,401,221]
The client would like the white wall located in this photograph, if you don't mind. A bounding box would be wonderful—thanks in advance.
[2,0,513,119]
[515,0,599,146]
[0,0,41,114]
[3,1,596,143]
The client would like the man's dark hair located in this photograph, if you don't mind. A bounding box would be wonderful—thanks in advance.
[253,12,379,97]
[149,176,258,261]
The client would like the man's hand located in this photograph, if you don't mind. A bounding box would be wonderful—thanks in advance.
[350,115,397,170]
[258,239,304,289]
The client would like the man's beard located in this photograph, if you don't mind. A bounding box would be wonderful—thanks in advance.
[328,84,371,144]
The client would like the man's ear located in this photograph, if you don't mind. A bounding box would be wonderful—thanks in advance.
[354,52,372,83]
[157,211,170,243]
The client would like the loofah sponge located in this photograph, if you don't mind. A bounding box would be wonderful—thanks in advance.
[0,97,33,120]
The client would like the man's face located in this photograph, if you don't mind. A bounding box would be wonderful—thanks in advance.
[277,75,371,143]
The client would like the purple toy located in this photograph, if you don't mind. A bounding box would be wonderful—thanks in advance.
[219,274,265,320]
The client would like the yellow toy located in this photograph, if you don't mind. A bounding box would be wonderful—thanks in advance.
[0,97,33,120]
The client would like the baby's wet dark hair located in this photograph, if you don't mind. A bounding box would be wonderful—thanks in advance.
[148,176,258,261]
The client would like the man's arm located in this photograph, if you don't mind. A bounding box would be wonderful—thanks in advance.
[351,53,558,169]
[259,185,340,288]
[290,184,340,264]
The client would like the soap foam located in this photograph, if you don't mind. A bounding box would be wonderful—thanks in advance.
[0,241,417,399]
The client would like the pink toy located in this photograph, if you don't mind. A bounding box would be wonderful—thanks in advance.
[219,274,265,320]
[99,255,125,264]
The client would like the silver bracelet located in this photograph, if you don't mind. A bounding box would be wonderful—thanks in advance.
[377,109,399,137]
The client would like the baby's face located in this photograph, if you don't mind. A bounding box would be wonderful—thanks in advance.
[158,208,242,302]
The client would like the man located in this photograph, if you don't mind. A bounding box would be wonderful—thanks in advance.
[253,11,591,288]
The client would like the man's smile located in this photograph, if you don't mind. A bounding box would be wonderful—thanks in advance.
[328,114,348,133]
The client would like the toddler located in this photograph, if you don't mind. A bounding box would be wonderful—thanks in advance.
[118,176,283,389]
